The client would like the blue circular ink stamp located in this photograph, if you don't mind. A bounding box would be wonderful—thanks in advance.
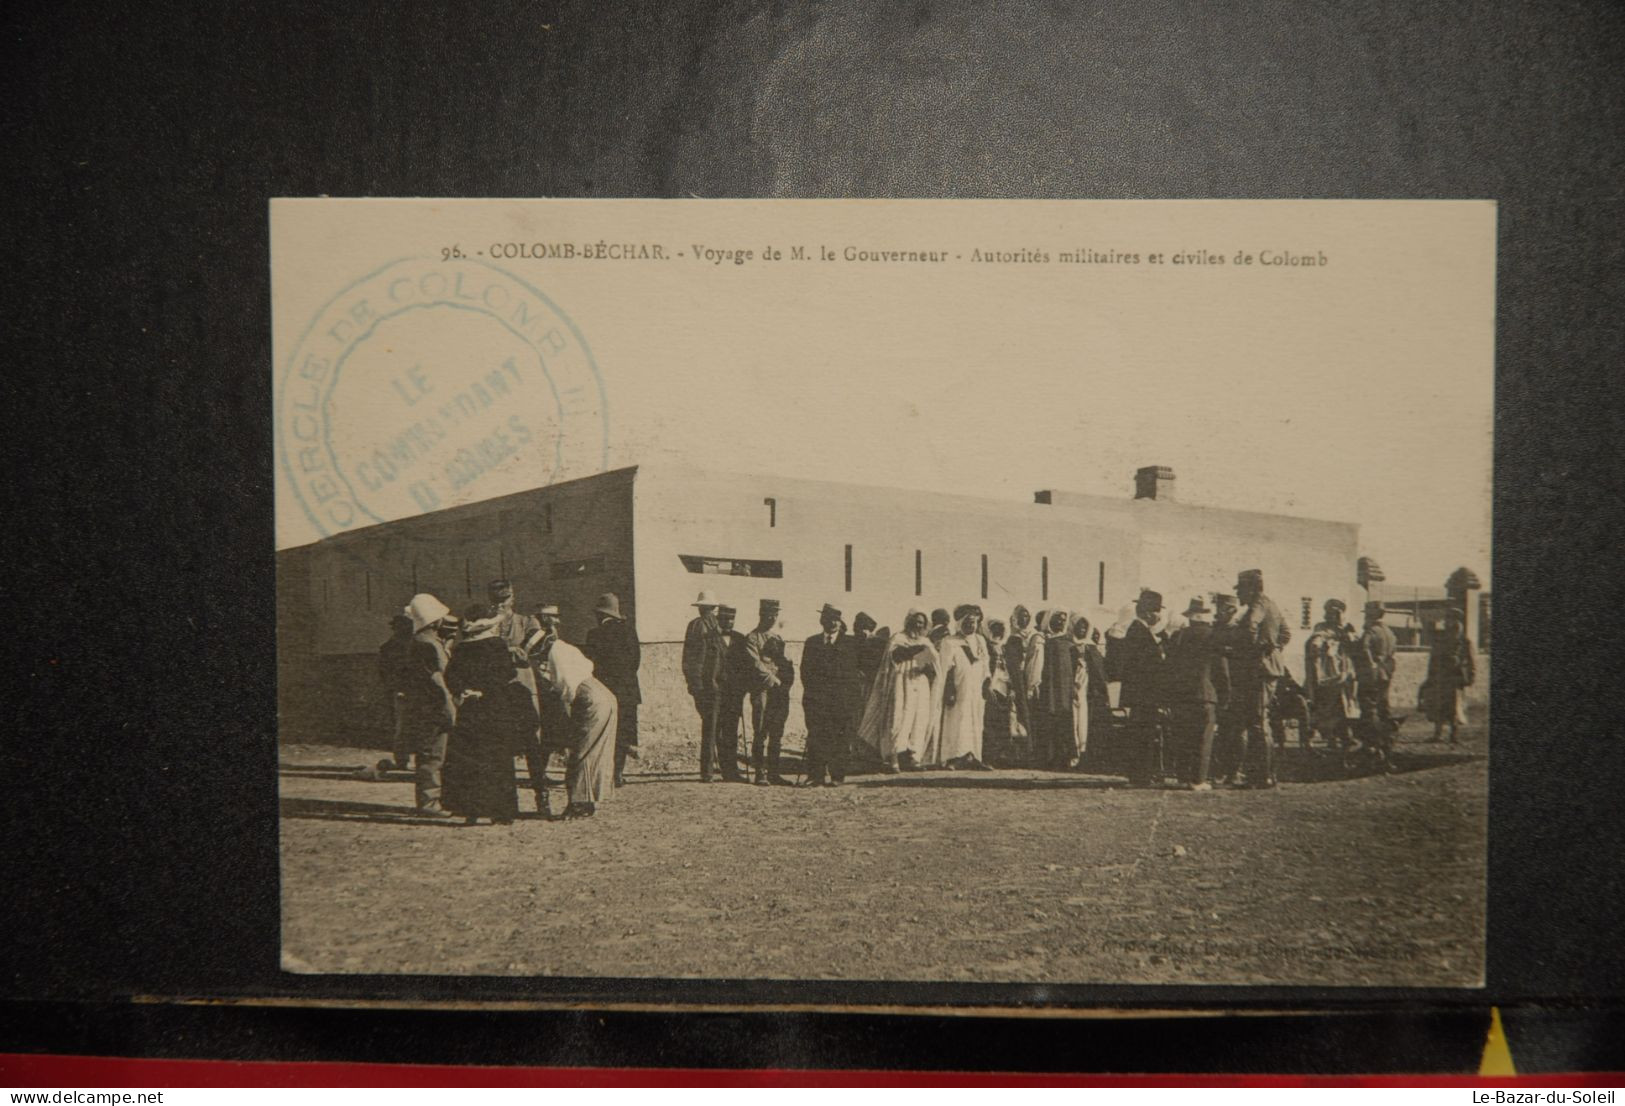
[276,257,609,541]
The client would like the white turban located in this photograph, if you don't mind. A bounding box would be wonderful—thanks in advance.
[404,593,450,632]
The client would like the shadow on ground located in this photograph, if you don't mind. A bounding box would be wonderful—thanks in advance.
[847,773,1125,791]
[278,796,473,826]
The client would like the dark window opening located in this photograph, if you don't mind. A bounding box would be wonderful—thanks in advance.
[552,555,607,579]
[844,544,853,593]
[914,549,923,597]
[1098,561,1106,606]
[1301,597,1313,629]
[980,554,989,600]
[678,554,783,578]
[764,497,777,527]
[1041,557,1049,602]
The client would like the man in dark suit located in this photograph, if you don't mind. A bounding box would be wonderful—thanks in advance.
[1117,588,1167,787]
[1234,568,1289,788]
[800,603,863,786]
[681,589,727,782]
[582,592,642,788]
[1165,596,1229,789]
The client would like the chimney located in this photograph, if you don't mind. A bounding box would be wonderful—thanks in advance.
[1134,465,1175,501]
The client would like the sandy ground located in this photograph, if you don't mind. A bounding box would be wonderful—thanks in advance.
[280,715,1486,985]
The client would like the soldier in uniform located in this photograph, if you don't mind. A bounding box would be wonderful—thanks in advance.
[1354,599,1399,764]
[756,634,795,786]
[582,592,642,788]
[742,599,786,784]
[1233,568,1288,788]
[680,589,727,782]
[714,605,751,782]
[1209,593,1244,783]
[400,593,457,817]
[485,580,549,811]
[1117,589,1167,787]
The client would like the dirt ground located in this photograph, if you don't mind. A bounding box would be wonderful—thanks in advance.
[280,714,1486,985]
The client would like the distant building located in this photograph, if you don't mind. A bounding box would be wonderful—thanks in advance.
[277,464,1360,751]
[1368,581,1493,651]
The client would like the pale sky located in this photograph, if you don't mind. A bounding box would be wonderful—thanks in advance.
[273,199,1494,589]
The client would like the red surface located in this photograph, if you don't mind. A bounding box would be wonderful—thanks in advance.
[2,1054,1623,1087]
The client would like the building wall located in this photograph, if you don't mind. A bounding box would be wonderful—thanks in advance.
[1132,500,1360,681]
[630,466,1142,643]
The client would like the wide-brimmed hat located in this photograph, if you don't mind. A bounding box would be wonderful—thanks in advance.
[1138,589,1164,611]
[853,611,877,633]
[534,603,562,619]
[817,603,843,622]
[1213,592,1238,606]
[718,604,738,617]
[1364,600,1385,617]
[1183,595,1212,616]
[692,590,721,607]
[1237,568,1264,587]
[594,592,624,619]
[405,593,450,632]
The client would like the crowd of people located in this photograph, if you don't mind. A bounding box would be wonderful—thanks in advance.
[376,580,641,824]
[680,566,1437,792]
[374,568,1477,824]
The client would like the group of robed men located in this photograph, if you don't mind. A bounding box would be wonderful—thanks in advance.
[377,579,644,823]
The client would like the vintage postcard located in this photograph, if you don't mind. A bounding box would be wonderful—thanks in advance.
[274,199,1493,986]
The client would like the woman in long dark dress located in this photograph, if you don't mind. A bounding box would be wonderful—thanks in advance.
[442,605,537,825]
